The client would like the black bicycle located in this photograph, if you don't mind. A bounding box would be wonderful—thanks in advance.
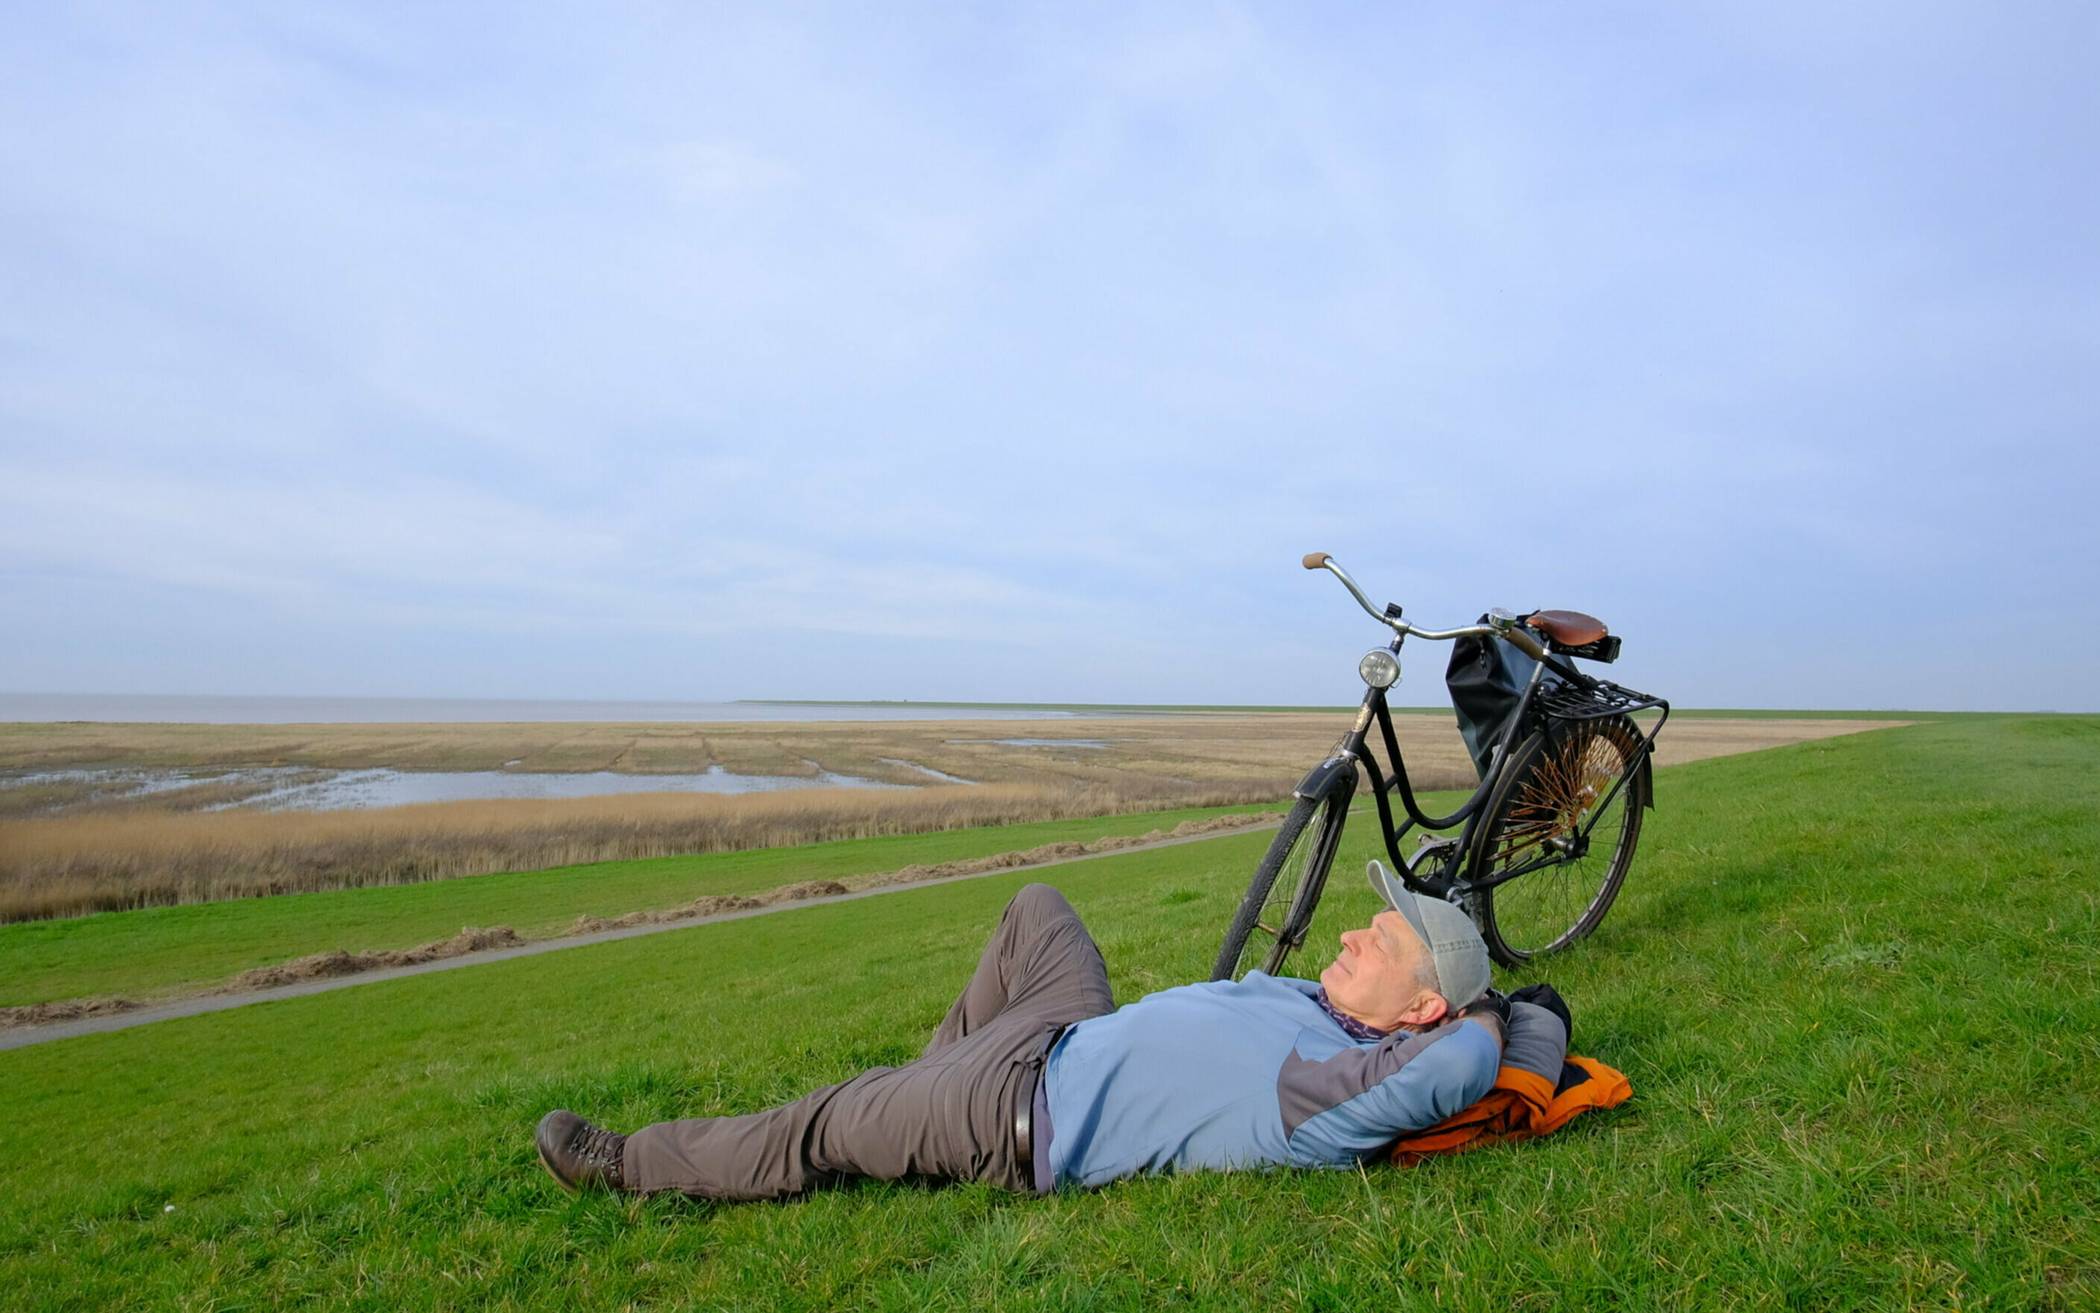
[1213,553,1671,980]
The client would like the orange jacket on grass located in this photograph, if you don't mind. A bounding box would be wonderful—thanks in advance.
[1385,993,1630,1164]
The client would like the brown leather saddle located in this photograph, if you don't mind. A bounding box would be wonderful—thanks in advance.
[1525,609,1608,647]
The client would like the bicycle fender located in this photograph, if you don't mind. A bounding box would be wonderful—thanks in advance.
[1293,754,1359,802]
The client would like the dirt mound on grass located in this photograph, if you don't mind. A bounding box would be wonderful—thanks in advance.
[0,996,146,1028]
[564,879,855,935]
[217,926,526,991]
[557,815,1272,934]
[862,814,1265,889]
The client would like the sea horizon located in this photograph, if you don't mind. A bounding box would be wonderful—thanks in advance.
[0,692,1099,725]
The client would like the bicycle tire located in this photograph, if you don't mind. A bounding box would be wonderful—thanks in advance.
[1467,715,1646,967]
[1211,787,1351,981]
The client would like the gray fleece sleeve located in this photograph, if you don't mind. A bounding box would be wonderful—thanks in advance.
[1278,1019,1502,1163]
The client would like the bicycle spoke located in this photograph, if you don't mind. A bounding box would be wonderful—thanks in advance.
[1215,792,1343,980]
[1479,720,1641,958]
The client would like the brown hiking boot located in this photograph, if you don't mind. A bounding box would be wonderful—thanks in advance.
[535,1109,631,1193]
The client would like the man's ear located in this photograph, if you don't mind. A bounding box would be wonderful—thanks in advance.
[1401,991,1451,1028]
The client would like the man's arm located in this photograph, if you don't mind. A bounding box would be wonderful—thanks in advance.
[1277,1019,1503,1165]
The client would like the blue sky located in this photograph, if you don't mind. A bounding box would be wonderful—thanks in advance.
[2,3,2093,710]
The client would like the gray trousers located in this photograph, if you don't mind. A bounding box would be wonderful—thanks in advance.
[622,883,1115,1200]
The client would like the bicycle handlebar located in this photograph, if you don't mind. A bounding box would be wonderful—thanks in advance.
[1304,552,1550,661]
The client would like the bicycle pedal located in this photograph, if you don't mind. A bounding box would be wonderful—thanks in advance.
[1404,835,1461,877]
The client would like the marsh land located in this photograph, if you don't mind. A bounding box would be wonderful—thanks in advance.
[0,713,1894,921]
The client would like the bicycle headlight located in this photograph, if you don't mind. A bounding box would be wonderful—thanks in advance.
[1358,649,1401,689]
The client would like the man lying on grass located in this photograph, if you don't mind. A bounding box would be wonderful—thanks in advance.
[535,868,1505,1199]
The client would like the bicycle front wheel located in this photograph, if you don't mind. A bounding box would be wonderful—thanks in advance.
[1211,789,1350,981]
[1468,716,1646,967]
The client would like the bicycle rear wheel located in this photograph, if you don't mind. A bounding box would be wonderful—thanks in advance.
[1211,788,1350,981]
[1468,716,1646,966]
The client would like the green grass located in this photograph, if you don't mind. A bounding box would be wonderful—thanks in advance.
[0,801,1282,1007]
[3,717,2095,1310]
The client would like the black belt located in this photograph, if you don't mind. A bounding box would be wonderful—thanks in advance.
[1013,1023,1066,1187]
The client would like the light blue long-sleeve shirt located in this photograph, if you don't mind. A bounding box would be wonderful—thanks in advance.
[1041,971,1500,1190]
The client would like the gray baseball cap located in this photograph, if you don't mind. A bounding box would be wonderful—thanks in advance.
[1366,860,1491,1011]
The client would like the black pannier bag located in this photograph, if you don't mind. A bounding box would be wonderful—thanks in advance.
[1444,616,1556,780]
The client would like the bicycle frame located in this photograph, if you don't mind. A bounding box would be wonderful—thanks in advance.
[1294,646,1543,895]
[1293,639,1665,907]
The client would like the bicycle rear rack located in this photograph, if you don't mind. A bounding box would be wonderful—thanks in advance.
[1534,675,1668,722]
[1524,668,1671,829]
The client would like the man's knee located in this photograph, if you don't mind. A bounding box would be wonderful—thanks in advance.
[1008,883,1075,924]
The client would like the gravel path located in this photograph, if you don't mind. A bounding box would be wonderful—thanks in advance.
[0,822,1277,1052]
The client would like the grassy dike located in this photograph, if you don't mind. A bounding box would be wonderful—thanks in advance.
[2,717,2094,1310]
[0,802,1284,1007]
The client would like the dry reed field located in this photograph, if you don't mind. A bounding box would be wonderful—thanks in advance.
[0,713,1897,922]
[0,782,1286,922]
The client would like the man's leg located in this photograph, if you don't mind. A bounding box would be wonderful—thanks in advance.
[621,884,1113,1201]
[923,883,1114,1057]
[622,1010,1058,1199]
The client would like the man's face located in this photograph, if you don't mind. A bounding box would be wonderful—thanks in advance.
[1318,908,1448,1032]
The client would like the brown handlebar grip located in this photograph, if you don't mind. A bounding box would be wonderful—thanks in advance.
[1302,552,1331,570]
